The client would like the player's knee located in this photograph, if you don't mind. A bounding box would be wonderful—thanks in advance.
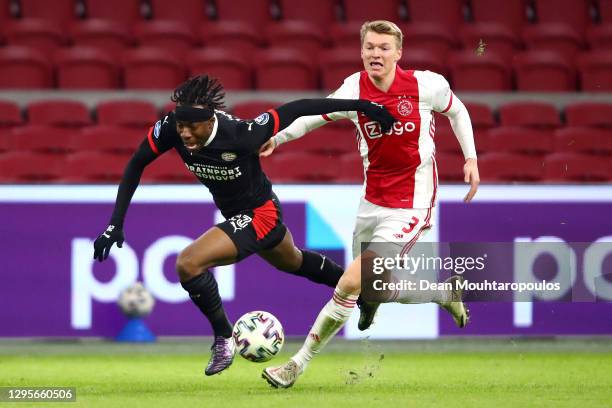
[175,250,201,281]
[275,246,303,272]
[338,271,361,294]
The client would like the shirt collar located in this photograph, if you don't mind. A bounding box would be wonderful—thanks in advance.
[204,113,219,147]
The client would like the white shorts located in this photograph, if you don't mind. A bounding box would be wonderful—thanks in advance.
[351,197,436,259]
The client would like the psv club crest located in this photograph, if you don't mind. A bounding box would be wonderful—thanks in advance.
[397,99,413,117]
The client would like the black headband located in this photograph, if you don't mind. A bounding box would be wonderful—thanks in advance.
[175,106,214,122]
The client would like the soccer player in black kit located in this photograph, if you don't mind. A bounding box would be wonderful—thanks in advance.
[93,75,394,376]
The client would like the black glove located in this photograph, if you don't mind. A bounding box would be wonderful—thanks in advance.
[356,100,396,133]
[93,225,125,262]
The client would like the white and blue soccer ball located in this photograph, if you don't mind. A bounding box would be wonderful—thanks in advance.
[232,311,284,362]
[117,282,155,318]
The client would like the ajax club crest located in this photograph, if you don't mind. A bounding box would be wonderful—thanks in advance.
[397,99,413,117]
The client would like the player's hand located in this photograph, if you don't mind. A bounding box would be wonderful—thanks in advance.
[463,158,480,203]
[259,138,277,157]
[357,100,395,133]
[93,225,125,262]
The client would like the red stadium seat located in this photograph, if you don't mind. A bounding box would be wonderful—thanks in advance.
[265,21,328,57]
[8,125,75,154]
[149,0,207,27]
[478,153,544,182]
[55,47,120,89]
[401,23,456,57]
[586,24,612,51]
[69,20,134,56]
[277,0,338,27]
[0,101,24,128]
[543,153,610,181]
[319,48,363,90]
[464,102,496,129]
[448,52,512,91]
[214,0,272,27]
[96,100,158,129]
[0,151,63,182]
[141,150,194,183]
[263,152,339,182]
[123,47,187,89]
[343,0,402,22]
[255,48,318,90]
[0,0,11,20]
[231,100,281,120]
[282,128,356,156]
[27,100,91,127]
[134,20,199,51]
[407,0,464,28]
[84,0,144,25]
[435,152,466,182]
[4,19,67,57]
[564,102,612,128]
[471,0,529,31]
[459,23,520,61]
[186,48,252,90]
[554,127,612,155]
[0,46,53,89]
[337,153,364,183]
[578,51,612,91]
[533,0,592,33]
[59,151,127,183]
[401,48,448,76]
[75,125,144,155]
[19,0,77,24]
[513,51,577,91]
[600,0,612,24]
[487,127,554,155]
[522,24,585,58]
[433,127,463,155]
[330,21,362,49]
[200,21,263,53]
[499,102,561,128]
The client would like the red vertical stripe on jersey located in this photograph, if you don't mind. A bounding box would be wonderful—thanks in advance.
[441,92,453,113]
[322,114,332,122]
[252,199,278,240]
[147,126,160,155]
[267,109,280,136]
[431,155,438,207]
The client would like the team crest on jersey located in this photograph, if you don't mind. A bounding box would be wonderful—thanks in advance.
[254,112,270,125]
[397,99,413,117]
[229,214,253,233]
[221,152,237,162]
[153,120,162,138]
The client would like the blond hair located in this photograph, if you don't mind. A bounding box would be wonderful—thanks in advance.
[360,20,403,49]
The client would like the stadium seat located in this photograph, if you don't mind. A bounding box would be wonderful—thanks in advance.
[186,48,252,90]
[0,0,11,21]
[564,102,612,128]
[4,19,67,57]
[84,0,144,25]
[470,0,529,31]
[27,100,91,128]
[0,101,24,128]
[543,152,610,181]
[400,23,456,57]
[282,128,356,156]
[123,47,187,89]
[231,100,281,120]
[586,24,612,51]
[0,46,53,89]
[478,153,544,182]
[448,52,512,91]
[406,0,464,29]
[464,102,496,129]
[265,21,328,57]
[319,48,363,90]
[8,125,75,154]
[533,0,592,33]
[433,126,463,155]
[578,51,612,91]
[141,150,194,183]
[69,20,134,56]
[554,127,612,155]
[435,152,466,182]
[401,48,448,76]
[277,0,338,27]
[255,48,318,90]
[214,0,272,28]
[522,24,585,58]
[55,47,120,89]
[337,153,364,183]
[19,0,77,24]
[599,0,612,24]
[149,0,207,27]
[96,100,158,129]
[199,21,263,53]
[459,23,520,61]
[487,127,554,155]
[59,151,127,183]
[0,151,63,182]
[330,21,363,49]
[499,102,561,128]
[134,20,199,51]
[343,0,402,22]
[75,125,145,155]
[513,51,577,91]
[262,152,339,182]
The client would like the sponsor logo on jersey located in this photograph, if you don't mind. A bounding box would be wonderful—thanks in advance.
[397,99,413,116]
[186,163,243,181]
[153,120,161,138]
[254,112,270,125]
[221,152,237,162]
[228,214,253,233]
[363,120,417,138]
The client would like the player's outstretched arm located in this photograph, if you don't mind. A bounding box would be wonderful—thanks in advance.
[93,140,158,262]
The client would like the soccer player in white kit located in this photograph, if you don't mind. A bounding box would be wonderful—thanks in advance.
[260,20,480,388]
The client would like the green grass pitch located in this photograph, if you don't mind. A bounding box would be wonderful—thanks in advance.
[1,338,611,408]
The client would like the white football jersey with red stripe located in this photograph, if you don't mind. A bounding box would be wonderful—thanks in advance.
[322,67,453,209]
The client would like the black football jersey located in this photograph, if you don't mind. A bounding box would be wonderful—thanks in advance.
[146,110,279,218]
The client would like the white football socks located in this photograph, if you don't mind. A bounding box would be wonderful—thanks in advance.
[291,288,358,371]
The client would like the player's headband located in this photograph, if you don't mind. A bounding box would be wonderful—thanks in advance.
[175,106,214,122]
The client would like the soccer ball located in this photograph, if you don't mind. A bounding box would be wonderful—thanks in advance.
[117,282,155,318]
[232,311,284,363]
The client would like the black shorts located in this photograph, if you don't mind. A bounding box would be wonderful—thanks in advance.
[216,193,287,261]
